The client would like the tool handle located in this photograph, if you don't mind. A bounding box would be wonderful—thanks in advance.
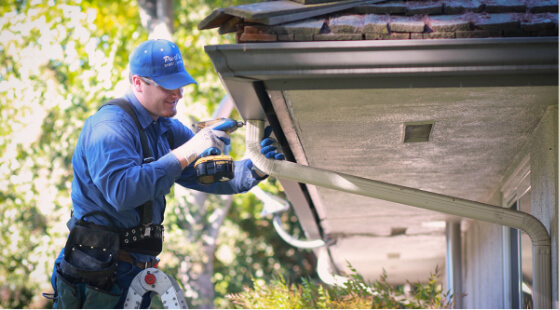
[200,147,221,157]
[196,118,244,134]
[210,119,240,133]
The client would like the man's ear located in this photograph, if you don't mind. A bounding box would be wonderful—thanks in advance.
[131,75,143,92]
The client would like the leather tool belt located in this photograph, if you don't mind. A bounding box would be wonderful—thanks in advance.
[118,250,160,269]
[59,212,119,290]
[119,224,164,256]
[59,212,164,290]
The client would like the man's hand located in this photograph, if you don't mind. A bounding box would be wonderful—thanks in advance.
[260,126,285,160]
[172,127,230,169]
[252,126,285,178]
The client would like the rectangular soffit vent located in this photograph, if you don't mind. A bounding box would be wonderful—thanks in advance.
[403,121,434,143]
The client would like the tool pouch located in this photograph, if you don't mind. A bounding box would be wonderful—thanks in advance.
[58,211,119,291]
[119,224,164,256]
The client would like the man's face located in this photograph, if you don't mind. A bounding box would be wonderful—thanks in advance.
[134,76,184,120]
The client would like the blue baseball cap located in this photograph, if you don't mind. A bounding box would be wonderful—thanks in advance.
[129,39,197,90]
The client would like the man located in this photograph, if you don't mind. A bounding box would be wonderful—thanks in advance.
[48,39,284,308]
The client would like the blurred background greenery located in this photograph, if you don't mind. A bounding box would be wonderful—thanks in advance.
[0,0,315,308]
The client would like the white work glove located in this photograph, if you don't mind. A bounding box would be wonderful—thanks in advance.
[177,127,231,165]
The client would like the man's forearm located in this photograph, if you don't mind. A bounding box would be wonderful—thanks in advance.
[171,148,189,170]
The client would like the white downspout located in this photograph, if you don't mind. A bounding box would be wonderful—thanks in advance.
[250,186,350,286]
[446,221,463,308]
[245,120,552,309]
[250,186,326,249]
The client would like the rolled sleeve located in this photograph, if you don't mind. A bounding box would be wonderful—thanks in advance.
[157,152,183,181]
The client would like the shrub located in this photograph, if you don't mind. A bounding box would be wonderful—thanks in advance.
[227,264,453,309]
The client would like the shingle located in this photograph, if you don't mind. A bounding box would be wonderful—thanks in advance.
[363,14,390,34]
[455,30,502,38]
[203,0,559,43]
[239,32,278,42]
[424,32,457,39]
[274,18,325,35]
[198,8,231,30]
[519,13,558,36]
[278,34,295,41]
[470,13,520,31]
[314,33,364,40]
[365,32,411,40]
[390,16,426,33]
[406,1,444,16]
[226,0,385,26]
[218,16,242,34]
[329,14,364,33]
[294,33,315,41]
[428,15,471,32]
[444,0,485,15]
[528,0,559,13]
[225,1,313,19]
[353,1,407,14]
[484,0,526,14]
[291,0,350,4]
[386,32,412,39]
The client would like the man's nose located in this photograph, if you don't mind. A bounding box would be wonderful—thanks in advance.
[171,88,183,99]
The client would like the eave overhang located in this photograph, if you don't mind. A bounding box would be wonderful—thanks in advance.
[205,37,557,239]
[207,37,557,82]
[206,37,557,119]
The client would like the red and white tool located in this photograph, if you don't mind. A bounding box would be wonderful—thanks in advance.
[124,268,187,309]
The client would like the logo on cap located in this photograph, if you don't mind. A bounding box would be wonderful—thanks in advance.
[163,54,184,68]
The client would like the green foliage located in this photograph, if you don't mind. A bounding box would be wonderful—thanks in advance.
[0,1,140,307]
[1,0,312,308]
[227,264,453,309]
[160,178,316,308]
[212,179,316,308]
[404,266,453,309]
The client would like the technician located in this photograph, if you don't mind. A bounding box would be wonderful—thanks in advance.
[47,39,284,308]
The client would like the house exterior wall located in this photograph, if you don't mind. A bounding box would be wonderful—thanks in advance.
[463,220,505,308]
[462,107,557,308]
[529,106,558,306]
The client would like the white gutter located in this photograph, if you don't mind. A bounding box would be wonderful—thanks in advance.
[245,119,551,309]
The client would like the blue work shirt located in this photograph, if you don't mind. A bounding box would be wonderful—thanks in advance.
[69,90,263,262]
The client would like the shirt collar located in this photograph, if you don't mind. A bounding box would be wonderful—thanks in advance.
[124,89,156,130]
[124,89,172,132]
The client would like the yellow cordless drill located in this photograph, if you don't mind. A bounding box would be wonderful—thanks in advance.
[193,118,244,185]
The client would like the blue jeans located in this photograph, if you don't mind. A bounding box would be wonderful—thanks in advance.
[51,249,152,309]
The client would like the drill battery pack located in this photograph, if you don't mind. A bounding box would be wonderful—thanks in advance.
[194,155,235,185]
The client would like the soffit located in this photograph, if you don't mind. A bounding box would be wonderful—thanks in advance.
[273,85,557,283]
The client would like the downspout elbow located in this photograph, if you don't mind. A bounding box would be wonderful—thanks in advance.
[246,120,282,176]
[522,214,551,247]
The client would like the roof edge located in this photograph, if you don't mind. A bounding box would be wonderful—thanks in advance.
[206,37,558,84]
